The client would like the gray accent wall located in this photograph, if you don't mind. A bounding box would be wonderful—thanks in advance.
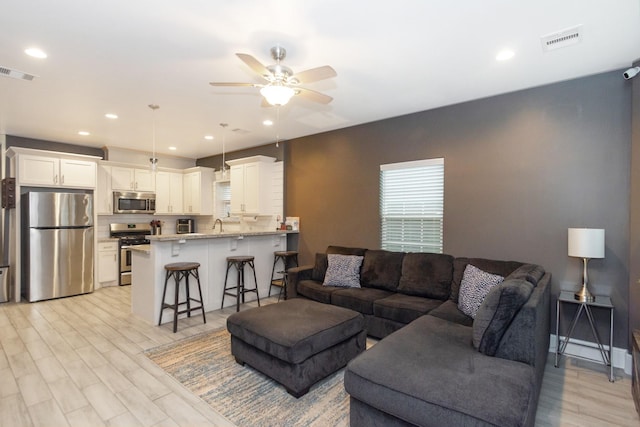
[284,70,631,349]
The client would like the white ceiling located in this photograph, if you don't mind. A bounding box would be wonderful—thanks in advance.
[1,1,639,160]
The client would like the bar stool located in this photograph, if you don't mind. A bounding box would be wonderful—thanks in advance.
[269,251,299,301]
[222,256,261,312]
[158,262,206,333]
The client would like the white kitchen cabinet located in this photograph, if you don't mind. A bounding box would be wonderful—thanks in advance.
[111,166,155,192]
[227,156,275,215]
[97,163,113,214]
[183,167,214,215]
[98,241,119,284]
[155,171,183,214]
[18,153,97,189]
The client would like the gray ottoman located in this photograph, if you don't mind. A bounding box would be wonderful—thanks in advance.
[226,298,366,397]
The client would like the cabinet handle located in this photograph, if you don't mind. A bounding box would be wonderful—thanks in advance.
[54,174,58,184]
[61,175,65,184]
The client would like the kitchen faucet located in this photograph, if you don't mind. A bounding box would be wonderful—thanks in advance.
[213,218,223,232]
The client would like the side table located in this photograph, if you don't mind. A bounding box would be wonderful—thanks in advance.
[633,330,640,414]
[554,290,614,382]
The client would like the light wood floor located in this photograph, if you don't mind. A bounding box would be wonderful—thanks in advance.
[0,286,638,427]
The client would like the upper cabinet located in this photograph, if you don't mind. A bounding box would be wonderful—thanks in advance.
[111,166,155,192]
[227,156,276,215]
[183,167,214,215]
[10,149,98,189]
[155,171,183,214]
[97,163,113,214]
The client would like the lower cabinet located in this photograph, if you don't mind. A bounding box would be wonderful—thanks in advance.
[98,241,119,284]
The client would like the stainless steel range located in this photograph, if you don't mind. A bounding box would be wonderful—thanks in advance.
[109,223,151,286]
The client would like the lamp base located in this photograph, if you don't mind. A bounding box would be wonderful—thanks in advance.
[574,283,594,302]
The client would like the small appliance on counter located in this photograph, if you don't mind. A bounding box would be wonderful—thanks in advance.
[176,218,195,234]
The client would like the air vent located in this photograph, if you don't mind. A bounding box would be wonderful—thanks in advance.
[0,66,36,81]
[541,25,583,52]
[232,128,250,135]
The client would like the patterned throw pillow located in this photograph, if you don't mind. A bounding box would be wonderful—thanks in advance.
[322,254,364,288]
[458,264,504,318]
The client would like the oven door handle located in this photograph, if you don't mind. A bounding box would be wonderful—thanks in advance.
[120,245,133,250]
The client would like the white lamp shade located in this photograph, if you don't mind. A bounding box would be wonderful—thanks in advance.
[260,84,295,106]
[568,228,605,258]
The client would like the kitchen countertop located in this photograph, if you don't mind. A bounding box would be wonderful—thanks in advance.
[98,237,120,243]
[146,230,298,242]
[129,244,151,254]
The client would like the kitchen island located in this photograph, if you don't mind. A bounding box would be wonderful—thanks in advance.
[130,230,297,325]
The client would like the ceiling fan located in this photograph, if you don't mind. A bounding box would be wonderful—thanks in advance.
[209,46,337,106]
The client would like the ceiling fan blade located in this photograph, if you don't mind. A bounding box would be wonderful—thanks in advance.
[236,53,271,79]
[296,87,333,104]
[292,66,337,84]
[209,82,259,87]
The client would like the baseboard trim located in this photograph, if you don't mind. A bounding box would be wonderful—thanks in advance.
[549,334,632,376]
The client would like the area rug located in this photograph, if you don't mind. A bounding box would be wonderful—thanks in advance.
[144,328,349,427]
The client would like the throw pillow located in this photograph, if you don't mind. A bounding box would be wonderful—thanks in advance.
[322,254,364,288]
[458,264,504,318]
[472,278,534,356]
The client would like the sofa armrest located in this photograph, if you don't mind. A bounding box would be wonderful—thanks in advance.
[286,264,314,299]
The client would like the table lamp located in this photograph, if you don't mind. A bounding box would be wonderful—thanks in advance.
[568,228,605,302]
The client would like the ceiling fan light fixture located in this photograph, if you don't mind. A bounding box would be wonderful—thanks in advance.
[260,84,295,106]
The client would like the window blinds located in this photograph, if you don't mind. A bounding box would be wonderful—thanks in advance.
[380,158,444,253]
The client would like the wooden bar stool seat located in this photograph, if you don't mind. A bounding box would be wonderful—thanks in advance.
[222,256,261,312]
[269,251,299,301]
[158,262,206,333]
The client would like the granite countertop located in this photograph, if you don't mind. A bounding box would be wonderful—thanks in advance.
[129,244,151,254]
[146,230,298,242]
[98,237,120,243]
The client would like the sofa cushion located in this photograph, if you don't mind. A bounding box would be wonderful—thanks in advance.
[473,279,534,356]
[505,264,545,286]
[311,253,328,282]
[323,254,364,288]
[397,253,453,300]
[450,258,523,303]
[458,264,504,319]
[344,315,537,427]
[360,250,405,291]
[331,287,394,315]
[311,246,368,282]
[373,294,442,324]
[297,279,339,304]
[427,300,473,326]
[327,245,368,256]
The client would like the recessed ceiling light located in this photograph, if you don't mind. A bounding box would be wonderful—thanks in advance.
[496,49,515,61]
[78,131,90,136]
[263,120,274,126]
[168,146,177,151]
[25,48,47,59]
[105,113,118,119]
[204,135,214,140]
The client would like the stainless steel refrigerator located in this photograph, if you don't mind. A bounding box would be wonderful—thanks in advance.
[22,192,94,302]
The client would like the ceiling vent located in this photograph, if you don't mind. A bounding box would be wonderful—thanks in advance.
[0,66,36,81]
[541,25,583,52]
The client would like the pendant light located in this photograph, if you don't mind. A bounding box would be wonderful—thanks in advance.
[220,122,228,178]
[149,104,159,171]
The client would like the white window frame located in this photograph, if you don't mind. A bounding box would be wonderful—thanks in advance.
[380,158,444,253]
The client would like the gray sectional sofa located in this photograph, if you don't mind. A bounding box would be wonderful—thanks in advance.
[286,245,551,427]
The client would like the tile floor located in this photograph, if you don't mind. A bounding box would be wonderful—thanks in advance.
[0,286,638,427]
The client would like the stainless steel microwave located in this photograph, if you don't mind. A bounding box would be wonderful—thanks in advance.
[113,191,156,214]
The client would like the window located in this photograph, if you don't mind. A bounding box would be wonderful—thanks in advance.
[380,158,444,253]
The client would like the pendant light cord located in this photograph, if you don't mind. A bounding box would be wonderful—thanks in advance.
[149,104,159,170]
